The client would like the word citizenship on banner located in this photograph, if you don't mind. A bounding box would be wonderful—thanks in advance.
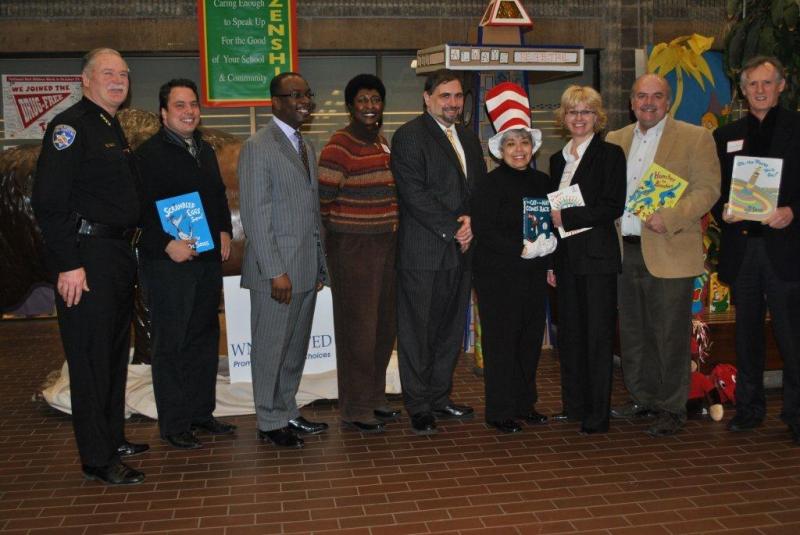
[198,0,299,107]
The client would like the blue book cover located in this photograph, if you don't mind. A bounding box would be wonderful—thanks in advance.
[523,197,552,240]
[155,191,215,253]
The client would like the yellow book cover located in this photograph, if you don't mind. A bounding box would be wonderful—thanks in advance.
[626,163,689,221]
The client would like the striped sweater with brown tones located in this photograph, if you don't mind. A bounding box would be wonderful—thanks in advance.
[318,128,399,234]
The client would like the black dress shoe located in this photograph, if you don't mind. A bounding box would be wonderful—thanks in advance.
[259,427,304,448]
[488,419,522,433]
[726,415,763,432]
[410,412,438,435]
[115,440,149,458]
[645,412,684,437]
[164,431,202,449]
[343,420,385,433]
[288,416,328,435]
[432,404,474,420]
[551,412,573,422]
[374,408,401,420]
[192,418,237,435]
[82,459,145,485]
[521,410,548,424]
[610,402,655,419]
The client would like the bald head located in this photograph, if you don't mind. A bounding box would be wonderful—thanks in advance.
[630,74,671,133]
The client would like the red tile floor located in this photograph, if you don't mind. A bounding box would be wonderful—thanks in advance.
[1,317,799,534]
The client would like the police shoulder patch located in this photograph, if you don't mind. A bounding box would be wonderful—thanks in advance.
[52,124,77,150]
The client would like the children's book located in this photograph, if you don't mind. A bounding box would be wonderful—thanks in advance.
[626,163,688,221]
[523,197,552,240]
[726,156,783,221]
[546,184,589,238]
[155,191,215,253]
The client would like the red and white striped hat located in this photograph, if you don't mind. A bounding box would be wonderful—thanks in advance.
[485,82,542,159]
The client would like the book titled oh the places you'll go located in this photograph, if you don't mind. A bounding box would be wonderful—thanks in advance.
[727,156,783,222]
[156,191,215,253]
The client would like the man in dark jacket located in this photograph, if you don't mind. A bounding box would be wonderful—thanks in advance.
[712,56,800,445]
[33,47,146,486]
[136,78,235,449]
[390,69,488,435]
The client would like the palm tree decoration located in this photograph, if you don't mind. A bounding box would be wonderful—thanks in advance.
[648,34,716,116]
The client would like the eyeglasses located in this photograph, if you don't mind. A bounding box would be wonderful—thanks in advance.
[273,90,315,100]
[566,110,596,118]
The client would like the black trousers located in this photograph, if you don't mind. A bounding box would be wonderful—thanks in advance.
[733,238,800,425]
[327,232,397,422]
[142,258,222,437]
[55,237,136,467]
[556,267,617,431]
[396,261,471,415]
[474,268,546,422]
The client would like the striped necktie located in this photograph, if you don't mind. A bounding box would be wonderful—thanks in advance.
[295,130,311,180]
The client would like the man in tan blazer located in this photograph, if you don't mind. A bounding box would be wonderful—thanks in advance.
[606,74,720,436]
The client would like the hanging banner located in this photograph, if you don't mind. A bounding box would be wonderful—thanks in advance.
[2,75,82,139]
[197,0,298,107]
[223,276,337,384]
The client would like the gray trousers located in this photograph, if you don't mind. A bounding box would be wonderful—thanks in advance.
[618,242,692,418]
[249,287,317,431]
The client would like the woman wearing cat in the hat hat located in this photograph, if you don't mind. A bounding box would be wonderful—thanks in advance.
[471,82,557,434]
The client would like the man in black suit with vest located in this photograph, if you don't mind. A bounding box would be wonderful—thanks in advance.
[712,55,800,445]
[391,69,488,434]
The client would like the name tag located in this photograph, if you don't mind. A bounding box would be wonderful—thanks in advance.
[727,139,744,153]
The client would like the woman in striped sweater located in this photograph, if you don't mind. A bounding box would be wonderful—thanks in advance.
[318,74,399,433]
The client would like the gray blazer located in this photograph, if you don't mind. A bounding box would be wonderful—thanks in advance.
[238,119,328,293]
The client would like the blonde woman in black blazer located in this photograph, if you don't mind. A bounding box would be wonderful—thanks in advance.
[548,85,627,434]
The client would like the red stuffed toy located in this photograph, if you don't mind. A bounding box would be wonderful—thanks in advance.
[687,361,737,421]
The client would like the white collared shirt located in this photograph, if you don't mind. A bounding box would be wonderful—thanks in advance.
[558,134,594,190]
[621,116,667,236]
[272,115,301,154]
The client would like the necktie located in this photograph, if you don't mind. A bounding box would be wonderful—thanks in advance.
[184,138,197,158]
[295,130,311,180]
[445,127,466,176]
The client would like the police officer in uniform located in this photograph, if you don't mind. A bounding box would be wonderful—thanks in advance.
[32,48,147,485]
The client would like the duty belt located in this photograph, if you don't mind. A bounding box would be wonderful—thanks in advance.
[77,217,139,243]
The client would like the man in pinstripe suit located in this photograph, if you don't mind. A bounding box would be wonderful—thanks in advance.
[238,72,329,448]
[391,69,487,435]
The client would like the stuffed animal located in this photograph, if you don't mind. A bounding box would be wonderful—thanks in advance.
[687,361,737,421]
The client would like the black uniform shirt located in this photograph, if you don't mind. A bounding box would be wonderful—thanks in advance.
[32,97,140,273]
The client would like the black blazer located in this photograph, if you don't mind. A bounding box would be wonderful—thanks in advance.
[136,128,233,262]
[391,113,488,270]
[548,135,627,275]
[712,107,800,284]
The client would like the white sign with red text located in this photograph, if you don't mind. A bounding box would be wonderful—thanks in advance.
[2,75,82,139]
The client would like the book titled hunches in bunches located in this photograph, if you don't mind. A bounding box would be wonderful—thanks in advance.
[727,156,783,222]
[626,163,688,221]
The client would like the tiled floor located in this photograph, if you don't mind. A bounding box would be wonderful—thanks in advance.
[1,318,799,534]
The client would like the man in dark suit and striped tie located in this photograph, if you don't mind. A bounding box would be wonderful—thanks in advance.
[238,72,329,448]
[390,69,488,434]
